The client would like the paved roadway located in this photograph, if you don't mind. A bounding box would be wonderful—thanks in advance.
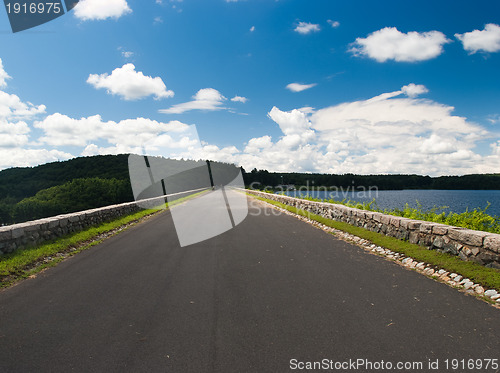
[0,196,499,373]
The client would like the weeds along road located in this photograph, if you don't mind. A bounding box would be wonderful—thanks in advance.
[0,196,499,373]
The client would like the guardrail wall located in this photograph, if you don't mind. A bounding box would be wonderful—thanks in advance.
[0,189,205,255]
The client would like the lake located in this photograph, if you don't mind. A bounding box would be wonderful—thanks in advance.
[282,189,500,217]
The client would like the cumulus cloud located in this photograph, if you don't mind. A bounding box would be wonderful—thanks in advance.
[231,96,248,103]
[286,82,317,92]
[159,88,227,114]
[74,0,132,21]
[401,83,429,98]
[0,59,11,88]
[189,86,497,176]
[0,148,74,169]
[350,27,450,62]
[35,114,188,148]
[308,89,488,174]
[327,20,340,28]
[294,22,321,35]
[87,64,174,101]
[0,91,46,120]
[0,120,30,147]
[455,24,500,54]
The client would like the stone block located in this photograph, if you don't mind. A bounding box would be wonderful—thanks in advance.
[68,214,81,223]
[0,229,12,241]
[409,232,419,244]
[363,211,373,219]
[419,223,434,234]
[389,217,401,228]
[399,219,412,229]
[433,236,445,249]
[47,219,60,229]
[408,221,422,230]
[483,235,500,254]
[448,228,487,247]
[443,241,458,255]
[380,214,391,225]
[24,221,42,232]
[477,251,500,265]
[11,226,26,239]
[432,224,448,235]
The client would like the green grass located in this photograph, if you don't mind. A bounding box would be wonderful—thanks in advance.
[0,190,209,287]
[294,195,500,234]
[253,195,500,290]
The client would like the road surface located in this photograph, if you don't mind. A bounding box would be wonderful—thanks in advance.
[0,196,499,372]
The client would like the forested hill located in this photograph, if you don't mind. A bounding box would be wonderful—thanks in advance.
[0,155,134,225]
[0,154,131,201]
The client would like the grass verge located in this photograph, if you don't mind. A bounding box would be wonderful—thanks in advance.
[253,195,500,290]
[0,190,208,288]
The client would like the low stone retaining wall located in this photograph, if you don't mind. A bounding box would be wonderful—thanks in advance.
[0,189,205,256]
[247,190,500,269]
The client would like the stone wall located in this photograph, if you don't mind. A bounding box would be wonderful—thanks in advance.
[0,189,203,255]
[247,190,500,269]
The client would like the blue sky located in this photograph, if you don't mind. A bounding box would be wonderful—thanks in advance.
[0,0,499,176]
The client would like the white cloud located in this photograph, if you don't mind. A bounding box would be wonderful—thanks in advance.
[159,88,227,114]
[294,22,321,35]
[154,16,163,24]
[0,59,11,88]
[327,20,340,28]
[231,96,248,103]
[0,91,46,120]
[349,27,450,62]
[191,86,498,176]
[74,0,132,21]
[401,83,429,98]
[455,24,500,54]
[298,106,315,114]
[121,51,134,58]
[487,114,500,125]
[286,82,317,92]
[35,114,188,147]
[307,89,488,174]
[250,26,255,32]
[87,64,174,101]
[0,148,74,169]
[0,120,30,147]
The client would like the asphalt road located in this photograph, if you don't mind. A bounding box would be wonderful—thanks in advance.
[0,196,499,373]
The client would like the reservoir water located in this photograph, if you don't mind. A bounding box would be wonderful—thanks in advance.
[283,189,500,217]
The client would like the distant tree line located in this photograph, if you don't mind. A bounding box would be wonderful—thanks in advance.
[242,169,500,191]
